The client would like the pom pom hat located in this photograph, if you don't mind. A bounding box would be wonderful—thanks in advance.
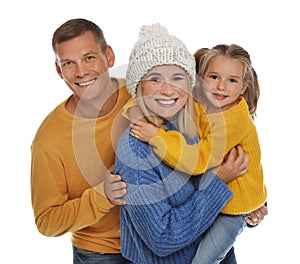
[126,23,196,98]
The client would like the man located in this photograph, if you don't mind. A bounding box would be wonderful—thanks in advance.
[31,18,132,264]
[31,18,267,264]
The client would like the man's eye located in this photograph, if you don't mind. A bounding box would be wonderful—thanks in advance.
[86,55,95,61]
[62,61,73,67]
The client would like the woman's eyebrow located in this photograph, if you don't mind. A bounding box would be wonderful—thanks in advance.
[143,72,161,78]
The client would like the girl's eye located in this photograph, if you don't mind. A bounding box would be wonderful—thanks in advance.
[209,74,218,80]
[229,78,238,83]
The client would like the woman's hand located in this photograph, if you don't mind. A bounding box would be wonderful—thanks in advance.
[212,145,248,183]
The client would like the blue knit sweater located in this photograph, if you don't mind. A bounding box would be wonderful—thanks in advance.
[114,123,232,264]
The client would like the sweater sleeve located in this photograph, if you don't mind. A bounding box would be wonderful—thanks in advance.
[31,142,115,237]
[115,133,232,257]
[149,99,251,175]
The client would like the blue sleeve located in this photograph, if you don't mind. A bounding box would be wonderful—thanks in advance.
[115,131,232,257]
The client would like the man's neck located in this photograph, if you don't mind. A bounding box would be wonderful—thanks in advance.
[66,78,119,118]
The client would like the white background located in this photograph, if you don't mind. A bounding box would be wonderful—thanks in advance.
[1,0,298,263]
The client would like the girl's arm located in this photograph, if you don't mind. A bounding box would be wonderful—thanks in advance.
[131,101,250,175]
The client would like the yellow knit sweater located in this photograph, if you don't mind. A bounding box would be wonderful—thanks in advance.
[31,79,131,253]
[149,97,267,214]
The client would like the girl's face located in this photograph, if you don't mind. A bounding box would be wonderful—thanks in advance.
[141,65,189,119]
[202,56,247,112]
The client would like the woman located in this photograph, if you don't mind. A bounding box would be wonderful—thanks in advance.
[114,23,241,264]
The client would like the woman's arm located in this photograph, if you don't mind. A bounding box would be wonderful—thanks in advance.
[105,145,248,205]
[121,171,232,257]
[114,133,232,257]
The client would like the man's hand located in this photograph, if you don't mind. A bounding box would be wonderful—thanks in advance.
[104,173,127,205]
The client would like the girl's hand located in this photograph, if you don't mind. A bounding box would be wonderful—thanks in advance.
[130,118,159,142]
[244,204,268,226]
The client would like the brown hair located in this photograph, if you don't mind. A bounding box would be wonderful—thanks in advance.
[194,44,260,116]
[52,18,107,53]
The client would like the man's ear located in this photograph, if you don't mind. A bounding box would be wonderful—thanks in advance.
[55,61,63,79]
[105,45,115,68]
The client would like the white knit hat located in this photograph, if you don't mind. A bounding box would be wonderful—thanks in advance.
[126,23,196,98]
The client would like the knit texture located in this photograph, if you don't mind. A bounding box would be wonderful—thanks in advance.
[126,23,196,98]
[31,80,131,253]
[114,122,232,263]
[149,97,267,214]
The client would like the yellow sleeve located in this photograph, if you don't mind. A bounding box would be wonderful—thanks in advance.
[121,97,137,120]
[150,128,210,174]
[149,99,251,175]
[31,142,115,237]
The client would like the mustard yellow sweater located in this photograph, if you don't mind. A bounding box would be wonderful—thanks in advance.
[31,79,131,253]
[149,97,267,214]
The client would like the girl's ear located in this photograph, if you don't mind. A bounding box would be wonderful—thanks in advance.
[240,82,248,95]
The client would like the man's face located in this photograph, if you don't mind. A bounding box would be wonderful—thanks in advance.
[54,31,115,101]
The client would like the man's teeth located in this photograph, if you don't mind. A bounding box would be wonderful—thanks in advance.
[79,80,94,86]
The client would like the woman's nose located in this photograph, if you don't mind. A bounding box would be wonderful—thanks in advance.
[160,81,174,95]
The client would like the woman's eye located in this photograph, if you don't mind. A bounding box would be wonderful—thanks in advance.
[150,77,160,82]
[173,76,184,81]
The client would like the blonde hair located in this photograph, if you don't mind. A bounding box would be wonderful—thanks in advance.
[194,44,260,117]
[136,77,197,138]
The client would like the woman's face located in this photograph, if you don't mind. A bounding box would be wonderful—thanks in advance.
[141,65,189,119]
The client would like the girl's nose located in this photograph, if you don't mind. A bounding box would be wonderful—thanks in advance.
[216,79,226,91]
